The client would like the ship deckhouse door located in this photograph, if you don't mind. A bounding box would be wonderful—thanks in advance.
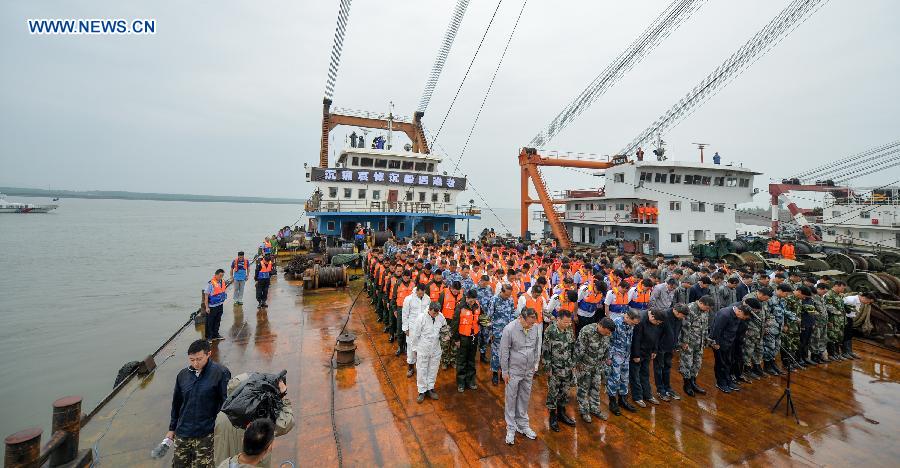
[387,190,398,209]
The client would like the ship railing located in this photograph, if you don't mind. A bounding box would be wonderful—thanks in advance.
[825,196,900,207]
[308,199,478,216]
[331,107,413,124]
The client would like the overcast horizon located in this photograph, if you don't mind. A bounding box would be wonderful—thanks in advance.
[2,1,899,209]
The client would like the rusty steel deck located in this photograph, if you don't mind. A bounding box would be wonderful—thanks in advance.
[80,273,900,467]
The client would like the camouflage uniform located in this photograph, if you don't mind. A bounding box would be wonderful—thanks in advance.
[473,285,495,355]
[606,315,635,396]
[781,295,801,358]
[763,295,786,361]
[542,322,576,410]
[575,323,611,416]
[824,290,846,345]
[487,294,516,372]
[741,292,767,367]
[679,301,709,379]
[810,294,828,355]
[173,434,214,468]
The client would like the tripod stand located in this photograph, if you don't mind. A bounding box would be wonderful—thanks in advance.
[770,342,802,423]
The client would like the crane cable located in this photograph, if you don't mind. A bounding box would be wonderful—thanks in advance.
[324,0,354,100]
[620,0,832,156]
[528,0,708,148]
[430,0,505,149]
[791,139,900,180]
[417,0,472,114]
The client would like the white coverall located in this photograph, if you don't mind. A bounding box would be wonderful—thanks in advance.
[402,293,431,365]
[409,312,446,394]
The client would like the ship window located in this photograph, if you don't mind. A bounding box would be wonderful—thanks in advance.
[701,176,711,185]
[613,173,624,183]
[351,156,359,166]
[343,188,352,198]
[329,187,338,198]
[832,211,841,217]
[588,203,594,210]
[642,233,651,242]
[639,172,652,182]
[375,159,388,168]
[669,201,681,211]
[402,161,414,170]
[826,229,835,235]
[860,211,870,219]
[714,177,724,186]
[655,173,667,183]
[388,160,401,169]
[405,191,413,201]
[358,189,367,199]
[360,157,374,167]
[419,192,426,202]
[442,223,449,232]
[574,204,581,210]
[726,177,737,187]
[671,233,683,243]
[399,222,406,233]
[414,162,427,171]
[691,202,706,212]
[427,163,434,172]
[372,190,381,200]
[739,178,750,187]
[327,221,336,231]
[615,203,626,211]
[669,174,681,184]
[858,231,869,238]
[713,203,725,213]
[444,193,450,203]
[432,193,438,202]
[598,204,606,211]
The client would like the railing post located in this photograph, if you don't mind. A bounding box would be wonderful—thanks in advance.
[4,428,42,468]
[50,396,81,467]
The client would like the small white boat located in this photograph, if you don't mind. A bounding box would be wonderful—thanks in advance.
[0,193,58,213]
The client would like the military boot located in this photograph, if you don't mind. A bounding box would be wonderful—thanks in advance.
[549,410,560,432]
[753,363,766,378]
[608,395,622,416]
[770,360,785,375]
[557,406,576,427]
[690,378,707,395]
[683,379,695,397]
[491,371,499,386]
[480,351,489,363]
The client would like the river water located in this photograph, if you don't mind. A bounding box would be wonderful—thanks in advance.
[0,197,534,447]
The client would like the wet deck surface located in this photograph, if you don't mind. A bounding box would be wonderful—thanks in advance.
[81,273,900,467]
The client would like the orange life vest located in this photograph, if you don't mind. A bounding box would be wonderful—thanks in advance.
[396,281,414,306]
[428,282,444,303]
[441,290,462,319]
[768,240,781,255]
[524,294,545,323]
[458,306,480,336]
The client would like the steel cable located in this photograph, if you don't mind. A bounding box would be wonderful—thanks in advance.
[417,0,472,114]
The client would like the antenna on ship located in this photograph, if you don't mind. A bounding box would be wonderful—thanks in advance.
[692,142,709,163]
[387,101,394,150]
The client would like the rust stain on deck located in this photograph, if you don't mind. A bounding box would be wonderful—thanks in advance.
[80,274,900,466]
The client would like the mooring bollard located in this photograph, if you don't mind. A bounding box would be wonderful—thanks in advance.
[50,396,82,466]
[335,332,358,366]
[4,427,42,468]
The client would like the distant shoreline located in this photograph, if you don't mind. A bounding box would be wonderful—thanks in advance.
[0,187,305,205]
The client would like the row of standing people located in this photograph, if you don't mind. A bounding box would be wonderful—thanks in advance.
[364,239,874,443]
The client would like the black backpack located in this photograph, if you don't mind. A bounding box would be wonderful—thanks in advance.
[221,370,286,428]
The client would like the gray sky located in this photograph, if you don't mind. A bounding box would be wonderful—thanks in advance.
[2,0,898,208]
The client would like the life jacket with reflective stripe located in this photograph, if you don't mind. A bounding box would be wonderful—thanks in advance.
[232,258,249,281]
[428,282,444,303]
[208,278,227,306]
[458,307,480,336]
[258,260,273,279]
[609,290,630,313]
[578,284,604,313]
[263,240,272,254]
[441,290,462,319]
[557,295,577,316]
[629,284,651,309]
[396,281,414,306]
[388,276,399,298]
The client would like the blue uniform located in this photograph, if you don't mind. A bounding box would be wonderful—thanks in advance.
[606,314,635,396]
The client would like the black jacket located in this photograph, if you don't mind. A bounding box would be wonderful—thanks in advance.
[688,284,709,303]
[710,306,742,350]
[658,309,683,352]
[169,361,231,437]
[631,314,664,358]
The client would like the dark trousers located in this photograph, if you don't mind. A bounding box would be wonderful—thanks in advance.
[729,341,743,379]
[255,278,270,304]
[653,351,673,393]
[395,308,406,348]
[842,317,854,350]
[456,335,477,387]
[575,313,600,337]
[629,356,653,400]
[713,347,732,385]
[389,304,399,338]
[205,304,223,339]
[799,326,813,360]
